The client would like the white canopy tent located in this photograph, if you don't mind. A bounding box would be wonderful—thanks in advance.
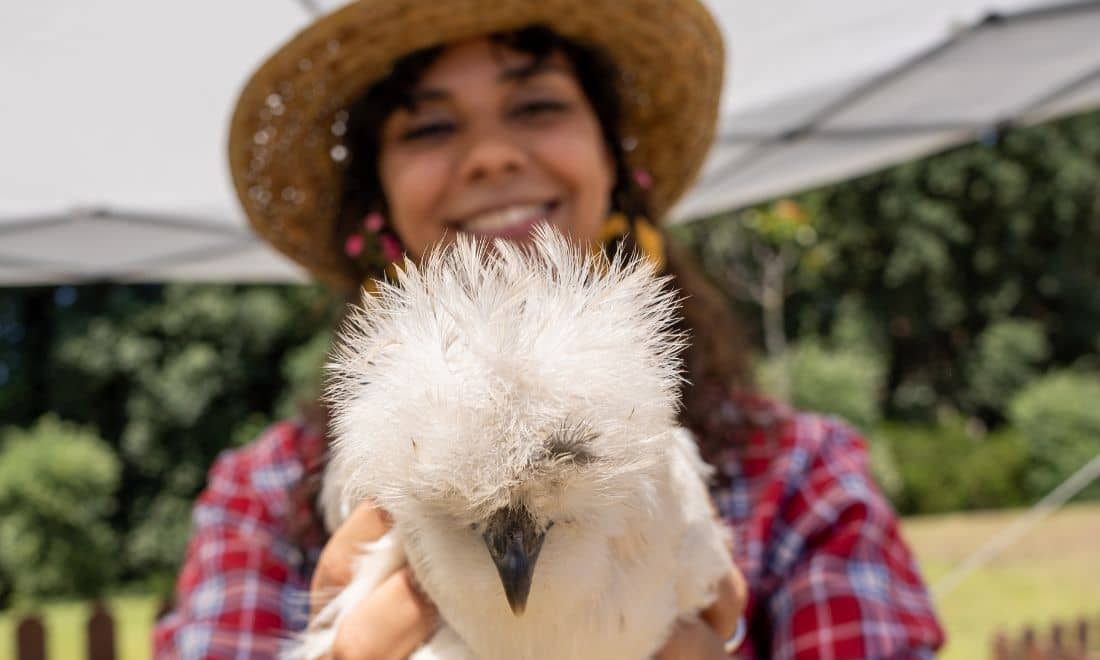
[2,0,1099,285]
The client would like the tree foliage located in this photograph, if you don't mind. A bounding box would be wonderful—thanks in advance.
[1008,370,1100,501]
[0,283,339,584]
[0,415,121,601]
[966,319,1050,415]
[758,340,886,432]
[677,109,1100,422]
[875,421,1029,515]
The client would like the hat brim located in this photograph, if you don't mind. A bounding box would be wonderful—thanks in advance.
[229,0,724,290]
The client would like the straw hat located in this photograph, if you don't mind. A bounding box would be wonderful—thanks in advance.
[229,0,724,289]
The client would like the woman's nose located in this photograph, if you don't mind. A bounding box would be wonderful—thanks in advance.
[457,129,529,184]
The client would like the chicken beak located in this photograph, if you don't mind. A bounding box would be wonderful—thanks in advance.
[482,506,547,616]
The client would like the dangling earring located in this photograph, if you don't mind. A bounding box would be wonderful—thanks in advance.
[346,212,388,255]
[345,210,407,292]
[363,211,385,234]
[362,212,404,263]
[344,232,366,258]
[631,217,666,271]
[599,167,665,271]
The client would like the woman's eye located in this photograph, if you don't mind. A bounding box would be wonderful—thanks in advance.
[401,121,456,142]
[512,99,568,119]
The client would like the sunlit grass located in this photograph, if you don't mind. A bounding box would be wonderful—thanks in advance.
[901,503,1100,660]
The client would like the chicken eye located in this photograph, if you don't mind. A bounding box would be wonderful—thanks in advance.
[545,426,599,466]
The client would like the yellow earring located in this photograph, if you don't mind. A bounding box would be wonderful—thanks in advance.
[599,213,666,271]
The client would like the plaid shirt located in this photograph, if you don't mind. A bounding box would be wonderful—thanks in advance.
[154,407,944,659]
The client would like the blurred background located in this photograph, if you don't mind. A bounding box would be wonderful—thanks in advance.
[2,1,1099,659]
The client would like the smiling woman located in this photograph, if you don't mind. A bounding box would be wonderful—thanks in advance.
[154,1,945,658]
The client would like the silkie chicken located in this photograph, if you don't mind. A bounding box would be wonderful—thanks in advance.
[296,226,733,659]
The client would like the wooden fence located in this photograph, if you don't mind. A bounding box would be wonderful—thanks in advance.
[992,617,1100,660]
[12,599,172,660]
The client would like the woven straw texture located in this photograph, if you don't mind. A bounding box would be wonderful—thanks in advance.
[229,0,724,289]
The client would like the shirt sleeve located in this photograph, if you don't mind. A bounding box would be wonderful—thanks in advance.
[763,418,944,660]
[153,423,315,659]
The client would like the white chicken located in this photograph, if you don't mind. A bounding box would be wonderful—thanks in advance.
[297,226,732,659]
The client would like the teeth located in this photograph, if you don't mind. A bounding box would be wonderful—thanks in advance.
[462,204,548,233]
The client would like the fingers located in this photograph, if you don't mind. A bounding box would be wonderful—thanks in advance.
[658,566,748,660]
[655,619,727,660]
[331,567,439,660]
[311,501,393,616]
[700,568,748,641]
[308,502,437,660]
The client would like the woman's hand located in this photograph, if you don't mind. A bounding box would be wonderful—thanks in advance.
[656,568,749,659]
[310,501,439,660]
[312,502,746,660]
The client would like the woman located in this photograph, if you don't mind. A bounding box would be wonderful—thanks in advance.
[155,1,944,658]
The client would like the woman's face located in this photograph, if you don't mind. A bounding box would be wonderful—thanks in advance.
[378,38,616,260]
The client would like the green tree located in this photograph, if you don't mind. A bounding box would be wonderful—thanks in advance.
[1008,370,1100,501]
[809,112,1100,421]
[0,283,340,584]
[876,421,1029,515]
[966,319,1050,415]
[0,415,121,602]
[677,198,829,400]
[758,340,885,432]
[679,109,1100,424]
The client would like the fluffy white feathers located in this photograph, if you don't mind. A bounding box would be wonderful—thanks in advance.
[303,226,732,659]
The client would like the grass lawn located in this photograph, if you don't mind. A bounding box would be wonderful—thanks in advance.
[1,504,1097,659]
[901,502,1100,660]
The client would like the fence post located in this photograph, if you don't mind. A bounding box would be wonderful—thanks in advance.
[991,629,1011,660]
[1022,626,1044,660]
[87,600,116,660]
[16,615,45,660]
[990,616,1100,660]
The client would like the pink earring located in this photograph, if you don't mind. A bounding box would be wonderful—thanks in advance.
[633,168,653,191]
[379,234,403,262]
[345,210,403,264]
[344,233,365,257]
[363,211,385,233]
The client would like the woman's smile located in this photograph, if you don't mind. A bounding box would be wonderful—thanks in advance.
[449,199,561,240]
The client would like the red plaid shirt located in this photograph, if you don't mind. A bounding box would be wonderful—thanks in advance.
[154,403,944,659]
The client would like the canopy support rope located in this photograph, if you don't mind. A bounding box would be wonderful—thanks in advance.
[932,447,1100,599]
